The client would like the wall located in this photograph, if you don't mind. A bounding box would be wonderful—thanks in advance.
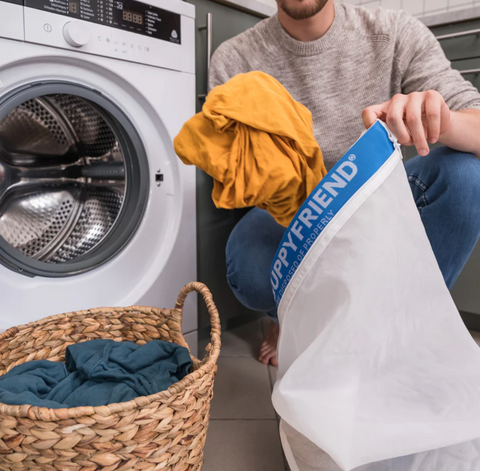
[258,0,479,20]
[256,0,276,10]
[337,0,480,17]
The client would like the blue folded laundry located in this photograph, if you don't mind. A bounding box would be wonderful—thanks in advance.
[0,339,192,408]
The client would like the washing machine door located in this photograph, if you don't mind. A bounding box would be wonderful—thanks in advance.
[0,82,149,277]
[0,51,195,332]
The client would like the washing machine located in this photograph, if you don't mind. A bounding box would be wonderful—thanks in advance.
[0,0,198,349]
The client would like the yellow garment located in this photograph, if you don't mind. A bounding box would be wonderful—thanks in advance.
[174,71,327,227]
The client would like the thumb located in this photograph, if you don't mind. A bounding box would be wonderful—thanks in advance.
[362,102,389,129]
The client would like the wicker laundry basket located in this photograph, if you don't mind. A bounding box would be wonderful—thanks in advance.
[0,281,221,471]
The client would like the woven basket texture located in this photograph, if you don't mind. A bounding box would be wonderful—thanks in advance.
[0,282,221,471]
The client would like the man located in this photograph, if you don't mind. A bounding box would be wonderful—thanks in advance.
[208,0,480,366]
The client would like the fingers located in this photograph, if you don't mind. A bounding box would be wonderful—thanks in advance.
[424,90,443,144]
[365,91,450,157]
[362,103,388,129]
[440,100,451,136]
[405,92,429,156]
[385,94,411,145]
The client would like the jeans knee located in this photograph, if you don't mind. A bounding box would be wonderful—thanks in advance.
[226,265,274,312]
[428,147,479,179]
[433,151,480,231]
[418,148,480,200]
[225,213,279,313]
[225,238,242,294]
[225,252,242,295]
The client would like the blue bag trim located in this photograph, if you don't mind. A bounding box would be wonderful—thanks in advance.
[271,121,397,307]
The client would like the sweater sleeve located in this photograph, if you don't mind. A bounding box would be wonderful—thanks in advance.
[395,11,480,111]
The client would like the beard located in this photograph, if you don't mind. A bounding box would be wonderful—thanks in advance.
[277,0,329,20]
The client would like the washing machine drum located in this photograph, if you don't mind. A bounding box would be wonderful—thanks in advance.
[0,92,148,277]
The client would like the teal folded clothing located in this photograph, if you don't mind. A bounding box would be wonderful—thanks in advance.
[0,339,192,408]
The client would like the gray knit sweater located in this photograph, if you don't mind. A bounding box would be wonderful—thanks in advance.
[208,3,480,170]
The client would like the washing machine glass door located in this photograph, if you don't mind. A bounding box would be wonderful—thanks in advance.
[0,83,149,277]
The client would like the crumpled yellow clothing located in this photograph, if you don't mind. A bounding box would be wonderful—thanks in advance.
[173,71,327,227]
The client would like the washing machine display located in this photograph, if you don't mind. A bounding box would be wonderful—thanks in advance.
[0,84,149,278]
[25,0,181,43]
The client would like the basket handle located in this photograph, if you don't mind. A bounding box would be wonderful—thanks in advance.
[175,282,221,363]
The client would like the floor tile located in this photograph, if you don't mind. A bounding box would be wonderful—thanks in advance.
[203,420,287,471]
[268,365,278,391]
[261,315,272,335]
[210,357,276,419]
[267,364,282,422]
[199,320,263,357]
[183,331,198,359]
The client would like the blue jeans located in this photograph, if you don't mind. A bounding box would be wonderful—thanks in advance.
[225,147,480,318]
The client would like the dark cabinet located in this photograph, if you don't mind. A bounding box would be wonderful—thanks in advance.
[187,0,263,110]
[431,18,480,323]
[186,0,264,334]
[431,18,480,91]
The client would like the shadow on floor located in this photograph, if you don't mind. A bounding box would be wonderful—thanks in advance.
[201,317,289,471]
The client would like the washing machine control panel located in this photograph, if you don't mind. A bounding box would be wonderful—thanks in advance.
[25,0,181,45]
[63,20,91,46]
[0,0,24,41]
[23,0,194,73]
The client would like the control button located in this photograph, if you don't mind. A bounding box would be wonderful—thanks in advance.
[130,44,134,48]
[63,21,90,47]
[43,23,52,33]
[106,38,110,43]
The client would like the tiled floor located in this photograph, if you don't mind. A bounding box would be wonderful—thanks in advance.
[200,318,480,471]
[200,317,288,471]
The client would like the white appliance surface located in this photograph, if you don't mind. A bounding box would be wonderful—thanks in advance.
[0,0,197,336]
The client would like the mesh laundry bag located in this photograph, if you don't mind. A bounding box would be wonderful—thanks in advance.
[270,120,480,471]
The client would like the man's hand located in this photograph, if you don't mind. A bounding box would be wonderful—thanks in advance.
[362,91,451,156]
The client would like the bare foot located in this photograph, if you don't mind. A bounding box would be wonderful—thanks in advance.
[259,320,279,366]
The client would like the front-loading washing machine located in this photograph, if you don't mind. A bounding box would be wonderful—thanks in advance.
[0,0,198,349]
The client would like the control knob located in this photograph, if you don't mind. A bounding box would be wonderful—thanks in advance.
[63,21,90,47]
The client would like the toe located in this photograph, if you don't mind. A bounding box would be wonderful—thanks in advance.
[258,354,269,364]
[264,349,276,366]
[259,346,274,363]
[259,345,270,355]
